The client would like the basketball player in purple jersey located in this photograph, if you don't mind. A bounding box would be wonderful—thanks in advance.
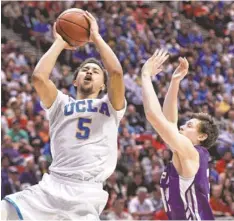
[141,49,219,220]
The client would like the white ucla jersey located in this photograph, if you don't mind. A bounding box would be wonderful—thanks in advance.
[42,90,126,183]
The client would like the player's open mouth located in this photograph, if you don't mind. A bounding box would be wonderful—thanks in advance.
[84,75,92,83]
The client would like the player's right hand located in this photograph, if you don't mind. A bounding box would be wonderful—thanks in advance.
[53,23,77,50]
[141,49,169,77]
[172,57,189,81]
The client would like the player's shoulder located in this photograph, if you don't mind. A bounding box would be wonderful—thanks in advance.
[99,94,109,102]
[194,145,209,155]
[57,90,74,102]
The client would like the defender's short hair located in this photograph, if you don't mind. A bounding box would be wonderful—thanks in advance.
[192,113,219,148]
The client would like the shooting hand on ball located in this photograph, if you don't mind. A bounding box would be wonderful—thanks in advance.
[53,23,77,50]
[84,11,100,42]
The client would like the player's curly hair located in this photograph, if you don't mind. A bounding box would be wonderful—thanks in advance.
[73,58,108,95]
[192,113,219,149]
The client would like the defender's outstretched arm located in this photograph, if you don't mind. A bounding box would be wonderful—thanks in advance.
[141,50,197,158]
[163,58,189,125]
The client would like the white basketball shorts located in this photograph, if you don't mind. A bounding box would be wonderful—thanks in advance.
[2,173,108,220]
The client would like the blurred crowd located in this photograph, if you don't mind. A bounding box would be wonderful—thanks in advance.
[181,1,234,37]
[1,1,234,220]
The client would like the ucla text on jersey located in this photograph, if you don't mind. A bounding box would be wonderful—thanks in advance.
[64,100,110,117]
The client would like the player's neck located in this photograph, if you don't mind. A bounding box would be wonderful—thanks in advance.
[76,92,98,100]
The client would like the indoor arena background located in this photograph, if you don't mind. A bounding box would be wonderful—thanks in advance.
[1,1,234,220]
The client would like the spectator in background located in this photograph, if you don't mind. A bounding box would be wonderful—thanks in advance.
[119,128,136,150]
[177,27,190,47]
[211,67,225,85]
[19,156,39,186]
[7,120,29,143]
[126,104,145,133]
[38,120,49,144]
[216,93,231,115]
[4,97,19,120]
[38,156,49,176]
[104,172,126,210]
[209,159,219,184]
[1,166,21,199]
[32,14,50,49]
[150,185,164,213]
[3,2,22,29]
[127,171,147,198]
[106,198,133,220]
[210,184,231,217]
[216,150,232,174]
[8,109,28,130]
[1,135,22,165]
[161,149,172,166]
[128,187,155,220]
[1,155,11,182]
[119,116,135,135]
[147,170,163,193]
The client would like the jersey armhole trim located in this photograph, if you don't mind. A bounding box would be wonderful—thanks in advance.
[4,197,24,220]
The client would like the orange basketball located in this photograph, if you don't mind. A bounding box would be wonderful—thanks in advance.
[56,8,90,47]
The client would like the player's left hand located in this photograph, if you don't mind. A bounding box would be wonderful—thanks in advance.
[141,49,169,77]
[84,11,99,42]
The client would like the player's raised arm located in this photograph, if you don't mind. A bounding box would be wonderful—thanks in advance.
[84,11,125,110]
[32,23,76,108]
[141,49,198,159]
[162,57,189,125]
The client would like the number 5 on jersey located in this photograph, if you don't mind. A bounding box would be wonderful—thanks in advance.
[76,118,92,139]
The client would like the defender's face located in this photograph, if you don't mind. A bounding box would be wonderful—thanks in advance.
[74,63,105,95]
[179,118,201,144]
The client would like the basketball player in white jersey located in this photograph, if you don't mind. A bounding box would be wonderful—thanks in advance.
[1,11,126,220]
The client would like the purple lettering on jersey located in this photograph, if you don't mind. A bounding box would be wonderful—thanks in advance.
[99,102,110,117]
[87,100,98,112]
[160,145,214,220]
[76,100,86,112]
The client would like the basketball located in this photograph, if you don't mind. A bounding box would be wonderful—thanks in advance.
[56,8,90,47]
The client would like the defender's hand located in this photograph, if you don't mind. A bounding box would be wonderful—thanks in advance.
[141,49,169,77]
[84,11,100,42]
[53,23,77,50]
[172,57,189,81]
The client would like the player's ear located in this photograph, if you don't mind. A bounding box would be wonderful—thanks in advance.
[73,80,78,87]
[100,83,105,92]
[198,133,208,141]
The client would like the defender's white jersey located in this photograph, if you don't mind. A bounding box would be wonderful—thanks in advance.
[42,90,126,183]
